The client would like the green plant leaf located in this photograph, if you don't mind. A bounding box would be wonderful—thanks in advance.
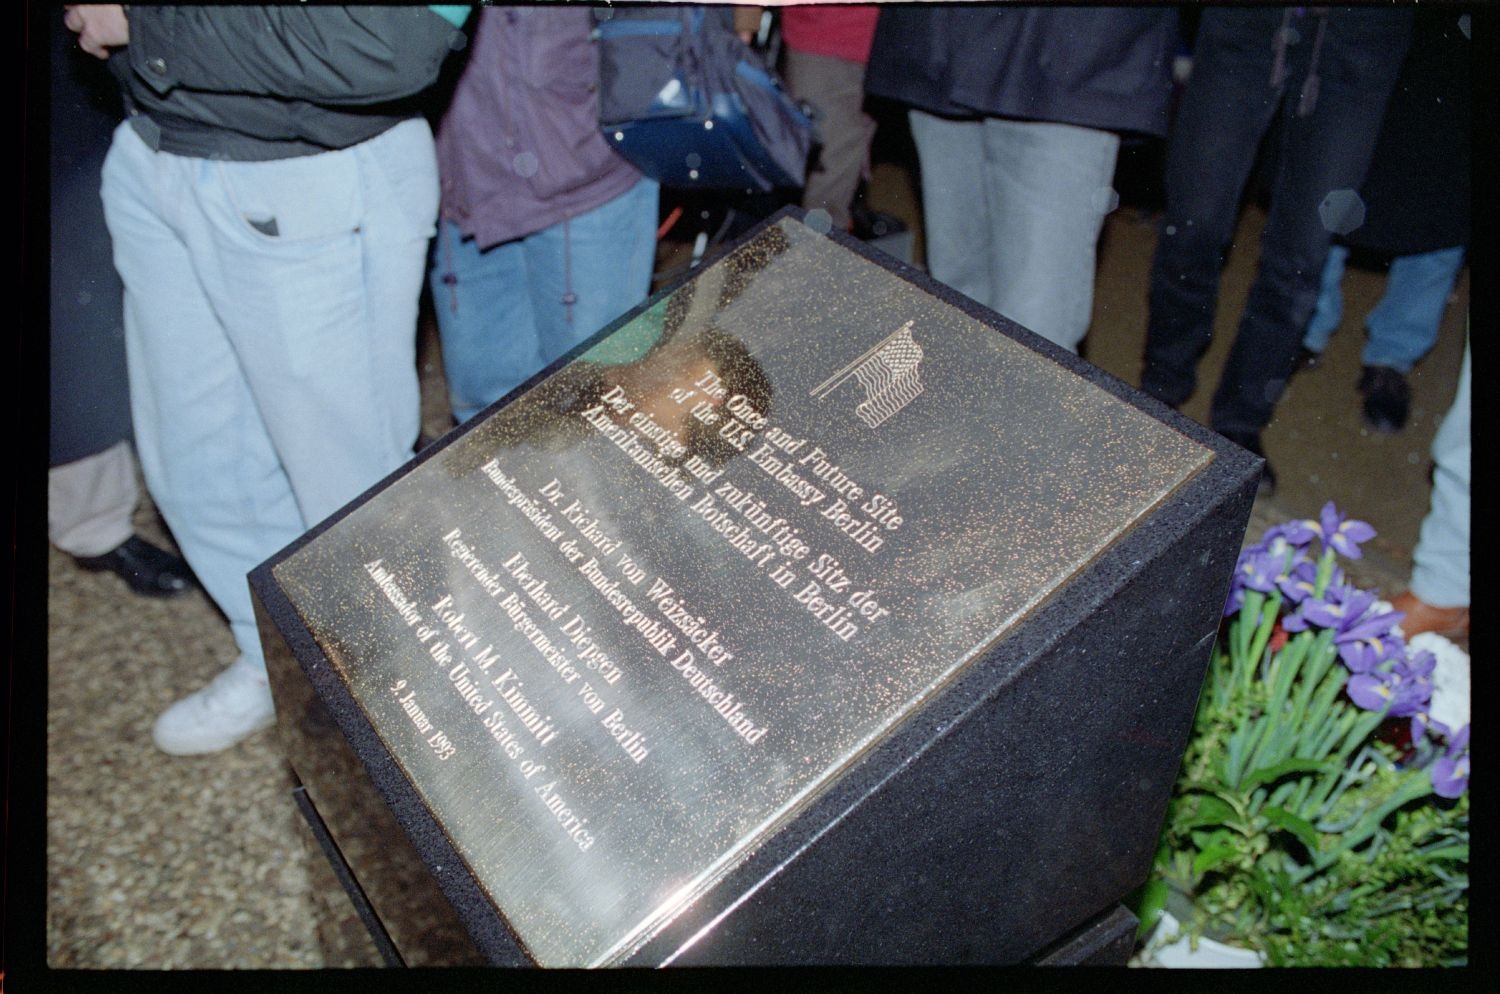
[1332,710,1389,771]
[1193,841,1244,878]
[1300,667,1351,756]
[1225,725,1247,788]
[1242,757,1331,793]
[1261,805,1322,853]
[1245,589,1284,674]
[1234,592,1265,660]
[1133,878,1170,939]
[1417,845,1469,863]
[1286,636,1338,739]
[1190,827,1235,851]
[1238,642,1311,776]
[1312,775,1435,872]
[1177,793,1239,830]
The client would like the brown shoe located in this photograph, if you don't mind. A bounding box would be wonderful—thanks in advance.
[1391,591,1470,641]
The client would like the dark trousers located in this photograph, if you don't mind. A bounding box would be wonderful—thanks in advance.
[51,14,132,467]
[1141,6,1412,442]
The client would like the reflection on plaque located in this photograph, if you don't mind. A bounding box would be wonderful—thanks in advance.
[257,213,1257,966]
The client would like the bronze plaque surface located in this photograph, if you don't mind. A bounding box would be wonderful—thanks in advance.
[273,217,1212,966]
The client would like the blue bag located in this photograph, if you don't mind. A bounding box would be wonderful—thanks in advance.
[593,6,813,192]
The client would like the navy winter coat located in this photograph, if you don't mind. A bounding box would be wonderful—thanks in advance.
[864,5,1179,138]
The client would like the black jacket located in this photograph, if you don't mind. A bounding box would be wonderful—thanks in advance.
[108,6,464,161]
[865,5,1178,137]
[1343,8,1470,256]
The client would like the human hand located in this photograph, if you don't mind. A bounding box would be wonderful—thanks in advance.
[63,5,129,59]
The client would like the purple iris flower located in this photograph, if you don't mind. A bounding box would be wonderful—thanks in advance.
[1309,501,1377,560]
[1270,519,1318,549]
[1347,673,1390,711]
[1448,723,1470,753]
[1280,593,1319,633]
[1389,672,1432,718]
[1281,579,1353,633]
[1347,668,1431,718]
[1397,648,1437,681]
[1411,711,1451,746]
[1237,547,1282,594]
[1337,624,1406,674]
[1335,615,1415,674]
[1297,584,1374,631]
[1432,754,1470,798]
[1276,560,1320,606]
[1430,724,1470,799]
[1224,546,1285,616]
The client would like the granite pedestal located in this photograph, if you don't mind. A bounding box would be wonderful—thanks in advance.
[253,210,1259,966]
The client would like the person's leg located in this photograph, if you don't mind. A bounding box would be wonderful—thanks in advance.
[204,116,434,527]
[1355,245,1465,433]
[908,110,994,312]
[430,221,540,424]
[52,441,198,597]
[520,176,660,376]
[50,78,194,598]
[784,49,875,232]
[1301,243,1349,355]
[980,118,1119,353]
[1141,7,1285,408]
[103,122,303,677]
[1410,336,1469,609]
[102,123,297,752]
[105,118,438,753]
[1208,9,1412,445]
[430,177,657,424]
[50,111,133,471]
[48,440,137,557]
[1362,245,1465,373]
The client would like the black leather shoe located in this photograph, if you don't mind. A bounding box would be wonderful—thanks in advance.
[1293,346,1323,375]
[75,535,197,598]
[1358,365,1410,433]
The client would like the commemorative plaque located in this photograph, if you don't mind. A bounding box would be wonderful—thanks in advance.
[254,212,1260,966]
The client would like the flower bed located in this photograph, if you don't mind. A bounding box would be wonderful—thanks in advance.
[1137,503,1469,967]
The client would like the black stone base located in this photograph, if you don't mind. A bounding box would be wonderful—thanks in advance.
[253,209,1257,967]
[294,769,1137,968]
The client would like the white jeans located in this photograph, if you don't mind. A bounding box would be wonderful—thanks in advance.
[909,110,1120,354]
[101,118,437,670]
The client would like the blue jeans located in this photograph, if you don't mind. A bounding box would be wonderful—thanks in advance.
[1141,7,1412,441]
[102,119,437,671]
[429,177,659,423]
[909,110,1120,354]
[1411,336,1469,607]
[1302,244,1465,373]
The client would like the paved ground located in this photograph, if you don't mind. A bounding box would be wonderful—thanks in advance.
[44,126,1466,969]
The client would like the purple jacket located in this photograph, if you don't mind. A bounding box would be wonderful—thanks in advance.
[434,6,642,249]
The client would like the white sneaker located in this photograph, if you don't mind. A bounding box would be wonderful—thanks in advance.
[152,657,277,755]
